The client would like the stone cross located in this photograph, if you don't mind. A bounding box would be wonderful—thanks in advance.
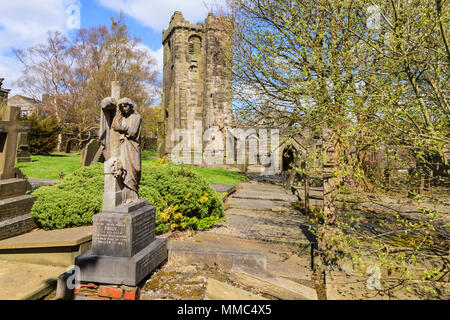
[0,106,31,180]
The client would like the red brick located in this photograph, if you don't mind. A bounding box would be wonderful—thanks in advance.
[98,286,123,299]
[123,290,136,300]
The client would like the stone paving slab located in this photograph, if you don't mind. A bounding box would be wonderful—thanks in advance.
[230,263,317,300]
[225,198,294,211]
[225,208,307,224]
[209,214,311,245]
[236,182,290,194]
[0,226,92,249]
[210,184,236,195]
[210,184,237,201]
[168,233,267,270]
[205,278,268,300]
[0,260,66,300]
[27,178,59,190]
[232,191,298,202]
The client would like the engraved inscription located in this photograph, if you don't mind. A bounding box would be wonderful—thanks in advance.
[94,219,128,246]
[132,210,154,253]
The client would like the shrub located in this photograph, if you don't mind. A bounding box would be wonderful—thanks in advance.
[27,114,61,155]
[31,162,224,234]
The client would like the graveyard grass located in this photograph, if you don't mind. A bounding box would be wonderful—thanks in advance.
[16,153,246,185]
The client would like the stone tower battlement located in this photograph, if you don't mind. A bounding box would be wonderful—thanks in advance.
[159,11,233,161]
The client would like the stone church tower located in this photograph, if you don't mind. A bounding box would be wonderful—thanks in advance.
[158,12,233,161]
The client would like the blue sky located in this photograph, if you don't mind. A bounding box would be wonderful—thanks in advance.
[0,0,222,95]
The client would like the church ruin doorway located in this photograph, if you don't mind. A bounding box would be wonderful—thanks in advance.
[282,146,297,171]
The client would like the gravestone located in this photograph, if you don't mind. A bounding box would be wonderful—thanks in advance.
[16,132,31,163]
[0,106,36,240]
[75,82,167,286]
[80,139,104,167]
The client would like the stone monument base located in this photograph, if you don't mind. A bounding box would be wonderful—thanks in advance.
[75,199,168,286]
[75,237,167,286]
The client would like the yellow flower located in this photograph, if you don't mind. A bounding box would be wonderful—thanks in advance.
[199,192,209,204]
[157,156,166,165]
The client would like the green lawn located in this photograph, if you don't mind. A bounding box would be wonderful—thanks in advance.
[141,150,158,158]
[16,154,82,180]
[17,154,247,185]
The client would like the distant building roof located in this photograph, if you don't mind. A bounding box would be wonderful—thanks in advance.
[8,94,42,106]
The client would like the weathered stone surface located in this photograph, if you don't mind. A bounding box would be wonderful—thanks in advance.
[0,179,31,200]
[91,203,155,257]
[210,184,236,199]
[230,263,317,300]
[232,191,298,202]
[0,106,31,180]
[225,198,294,211]
[237,182,289,194]
[76,236,168,286]
[205,278,267,300]
[0,105,37,240]
[210,211,310,245]
[27,177,58,190]
[0,213,36,241]
[159,12,233,161]
[16,132,31,163]
[0,226,92,266]
[0,194,36,222]
[80,139,103,167]
[168,237,267,271]
[0,259,66,300]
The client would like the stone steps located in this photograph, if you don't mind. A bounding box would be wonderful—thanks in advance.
[220,181,311,245]
[232,191,298,202]
[167,234,267,271]
[0,194,37,223]
[0,213,37,241]
[225,198,294,212]
[236,182,288,194]
[210,214,311,245]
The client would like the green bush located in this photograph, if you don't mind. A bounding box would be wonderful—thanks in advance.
[31,162,224,234]
[27,114,61,155]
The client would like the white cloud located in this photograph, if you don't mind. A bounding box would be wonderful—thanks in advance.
[0,0,74,92]
[136,43,163,74]
[97,0,220,31]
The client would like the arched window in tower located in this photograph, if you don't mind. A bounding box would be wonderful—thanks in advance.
[188,35,201,63]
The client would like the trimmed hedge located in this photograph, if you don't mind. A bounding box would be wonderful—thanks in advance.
[31,162,224,234]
